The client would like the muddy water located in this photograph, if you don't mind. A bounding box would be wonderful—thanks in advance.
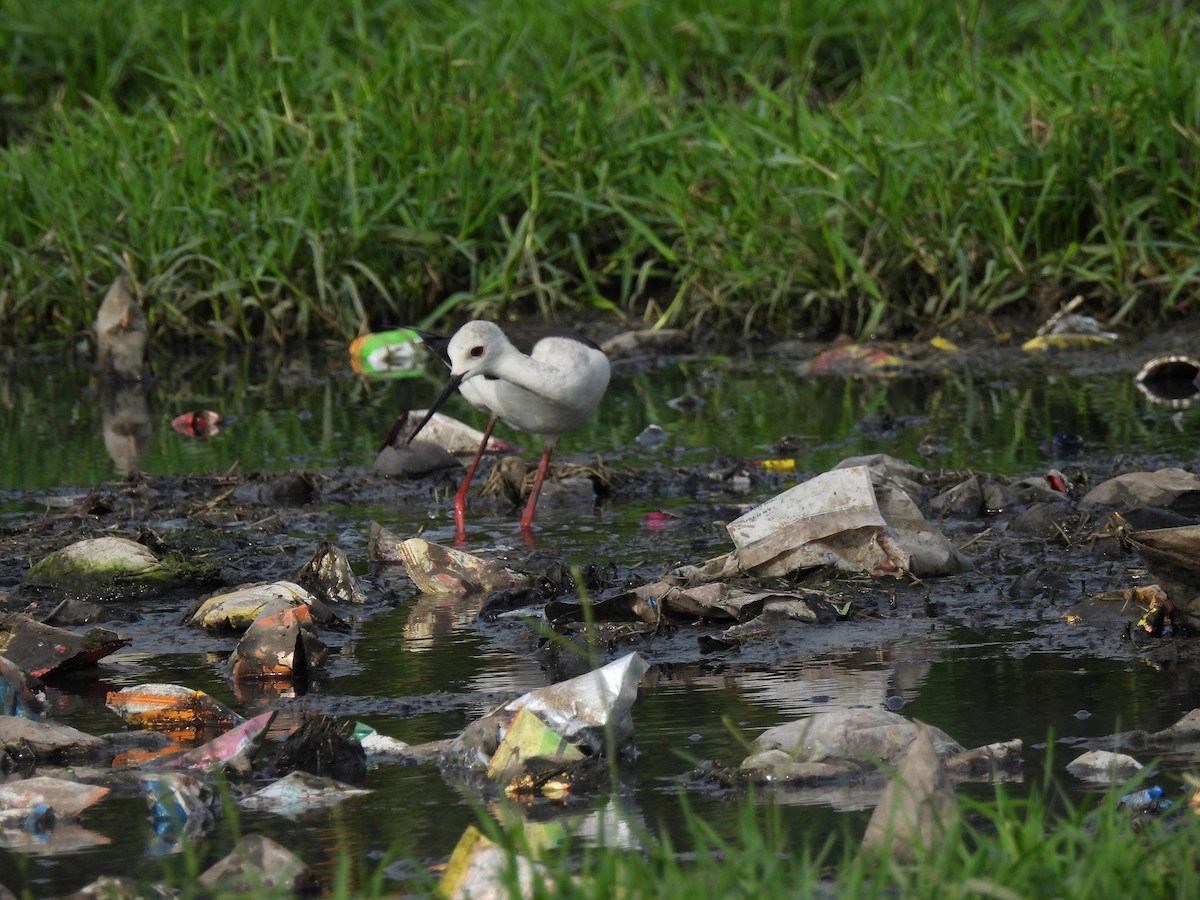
[2,339,1199,893]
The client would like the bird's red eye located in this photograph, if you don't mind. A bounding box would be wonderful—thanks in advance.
[469,345,484,358]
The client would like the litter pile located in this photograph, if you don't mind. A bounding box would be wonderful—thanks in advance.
[6,416,1200,890]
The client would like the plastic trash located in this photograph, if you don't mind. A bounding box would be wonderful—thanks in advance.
[677,463,971,581]
[398,538,528,596]
[0,613,128,677]
[726,466,907,577]
[861,721,959,863]
[634,424,668,448]
[440,826,546,899]
[1118,786,1172,813]
[809,344,904,375]
[0,656,44,719]
[351,722,409,756]
[1080,468,1200,511]
[94,275,148,379]
[0,716,107,761]
[170,410,224,437]
[393,409,519,455]
[502,652,649,754]
[1022,296,1118,351]
[239,770,369,814]
[0,776,109,817]
[187,580,318,632]
[228,604,328,682]
[487,706,585,791]
[349,328,424,378]
[296,541,367,606]
[161,710,276,773]
[105,683,242,734]
[140,772,216,837]
[1127,525,1200,628]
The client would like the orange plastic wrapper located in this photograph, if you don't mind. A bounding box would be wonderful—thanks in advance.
[106,683,242,737]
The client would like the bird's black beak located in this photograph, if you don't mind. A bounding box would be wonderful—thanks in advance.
[406,372,464,444]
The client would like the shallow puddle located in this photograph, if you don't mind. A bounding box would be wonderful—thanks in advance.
[1,340,1199,893]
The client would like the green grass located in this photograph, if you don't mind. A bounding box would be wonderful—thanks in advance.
[469,776,1200,900]
[2,0,1199,346]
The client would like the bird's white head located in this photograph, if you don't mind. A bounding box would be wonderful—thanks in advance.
[446,320,510,380]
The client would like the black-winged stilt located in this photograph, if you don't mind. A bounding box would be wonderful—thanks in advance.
[408,321,610,536]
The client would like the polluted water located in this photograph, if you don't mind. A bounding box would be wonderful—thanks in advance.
[1,327,1200,893]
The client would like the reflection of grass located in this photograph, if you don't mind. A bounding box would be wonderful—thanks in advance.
[4,1,1200,344]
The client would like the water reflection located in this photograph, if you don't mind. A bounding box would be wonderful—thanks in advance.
[724,640,936,721]
[3,346,1199,494]
[403,591,485,650]
[99,380,152,477]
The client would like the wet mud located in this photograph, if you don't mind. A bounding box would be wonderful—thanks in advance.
[0,436,1188,681]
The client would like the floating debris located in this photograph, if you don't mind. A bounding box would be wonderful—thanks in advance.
[398,538,527,596]
[228,606,328,683]
[161,711,276,774]
[349,328,424,378]
[861,721,959,863]
[239,770,369,814]
[296,541,368,606]
[0,776,109,818]
[0,614,127,677]
[171,410,225,437]
[94,274,148,380]
[106,684,242,734]
[0,656,44,719]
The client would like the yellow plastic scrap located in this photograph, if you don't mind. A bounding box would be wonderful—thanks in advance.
[487,706,584,788]
[1021,333,1117,352]
[759,459,797,473]
[439,826,494,897]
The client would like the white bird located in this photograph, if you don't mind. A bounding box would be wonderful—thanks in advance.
[407,320,610,535]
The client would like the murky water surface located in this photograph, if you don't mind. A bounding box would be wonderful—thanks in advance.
[1,341,1199,893]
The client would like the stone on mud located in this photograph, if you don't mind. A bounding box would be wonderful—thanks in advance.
[928,474,1019,519]
[1080,468,1200,513]
[24,536,164,590]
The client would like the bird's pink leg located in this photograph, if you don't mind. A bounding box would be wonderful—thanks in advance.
[454,416,497,540]
[519,440,555,532]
